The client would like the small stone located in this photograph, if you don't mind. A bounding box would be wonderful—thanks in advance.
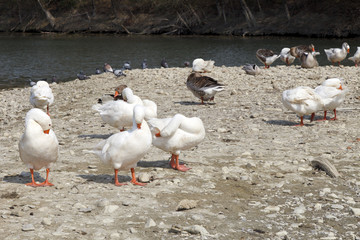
[138,172,151,183]
[145,218,156,228]
[169,225,182,234]
[275,173,284,178]
[350,207,360,216]
[294,205,306,215]
[217,128,227,133]
[264,206,280,212]
[183,225,209,236]
[104,205,119,214]
[41,218,52,226]
[79,208,92,213]
[73,203,86,209]
[176,199,197,211]
[22,224,35,231]
[276,230,288,237]
[331,204,344,210]
[129,227,137,233]
[314,203,322,211]
[96,199,110,208]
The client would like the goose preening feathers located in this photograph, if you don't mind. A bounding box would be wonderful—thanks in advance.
[93,88,157,131]
[186,73,225,104]
[324,42,350,65]
[242,63,260,75]
[280,48,296,65]
[147,114,205,172]
[30,80,54,115]
[90,105,152,186]
[281,86,323,126]
[348,46,360,66]
[314,78,347,121]
[290,44,315,58]
[192,58,215,73]
[19,108,59,187]
[256,49,280,68]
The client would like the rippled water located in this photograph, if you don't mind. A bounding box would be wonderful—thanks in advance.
[0,33,359,89]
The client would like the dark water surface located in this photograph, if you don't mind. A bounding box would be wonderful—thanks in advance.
[1,33,359,89]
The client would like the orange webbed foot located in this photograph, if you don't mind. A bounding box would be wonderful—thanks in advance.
[175,164,191,172]
[130,179,146,186]
[25,182,41,187]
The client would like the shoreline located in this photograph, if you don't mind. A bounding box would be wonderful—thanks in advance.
[0,66,359,239]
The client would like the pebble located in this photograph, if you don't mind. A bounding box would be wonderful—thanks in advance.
[41,218,52,226]
[350,207,360,216]
[104,205,119,214]
[138,172,151,183]
[293,205,306,215]
[183,225,209,236]
[145,218,156,228]
[264,206,280,212]
[22,224,35,231]
[176,199,197,211]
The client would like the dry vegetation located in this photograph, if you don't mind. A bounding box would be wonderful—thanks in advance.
[0,0,359,36]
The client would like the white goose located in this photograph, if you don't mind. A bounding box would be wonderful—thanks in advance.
[324,42,350,65]
[300,52,319,68]
[147,114,205,172]
[93,88,156,131]
[242,63,260,75]
[19,108,58,187]
[282,86,323,126]
[256,49,280,68]
[90,105,152,186]
[192,58,215,73]
[186,72,225,104]
[348,46,360,66]
[30,80,54,115]
[314,78,347,121]
[280,48,295,65]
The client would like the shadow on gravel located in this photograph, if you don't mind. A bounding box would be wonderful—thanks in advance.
[78,134,112,139]
[175,101,215,106]
[265,119,316,126]
[138,159,171,168]
[3,172,44,184]
[78,174,131,184]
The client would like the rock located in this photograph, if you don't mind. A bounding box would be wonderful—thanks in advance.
[96,199,110,208]
[145,218,156,228]
[41,218,52,226]
[350,207,360,216]
[22,224,35,231]
[104,205,119,214]
[138,172,151,183]
[169,225,182,234]
[176,199,197,211]
[264,206,280,212]
[183,225,209,236]
[294,205,306,215]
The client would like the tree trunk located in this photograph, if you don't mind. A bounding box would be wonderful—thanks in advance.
[91,0,96,17]
[283,0,291,22]
[37,0,56,28]
[240,0,256,28]
[17,0,22,24]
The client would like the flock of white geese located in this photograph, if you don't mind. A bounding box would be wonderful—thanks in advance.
[18,47,348,187]
[18,58,224,187]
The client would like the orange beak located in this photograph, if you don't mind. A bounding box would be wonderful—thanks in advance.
[44,129,50,134]
[137,123,141,129]
[114,91,119,98]
[312,47,315,52]
[347,49,350,53]
[155,132,161,137]
[339,84,343,90]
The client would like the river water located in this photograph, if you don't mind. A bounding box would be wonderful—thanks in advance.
[0,33,359,89]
